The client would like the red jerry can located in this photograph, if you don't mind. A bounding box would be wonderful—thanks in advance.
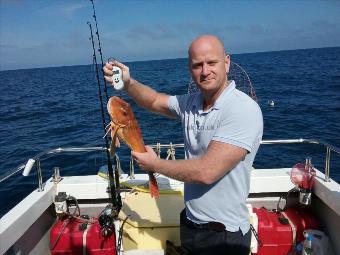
[253,207,319,255]
[281,207,320,244]
[50,218,116,255]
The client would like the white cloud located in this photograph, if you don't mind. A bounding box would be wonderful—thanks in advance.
[35,2,88,18]
[63,3,88,17]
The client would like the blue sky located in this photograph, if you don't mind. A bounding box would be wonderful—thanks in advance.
[1,0,339,70]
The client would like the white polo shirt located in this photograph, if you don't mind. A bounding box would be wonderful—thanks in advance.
[168,80,263,234]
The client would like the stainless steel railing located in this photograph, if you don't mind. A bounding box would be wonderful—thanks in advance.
[0,147,107,188]
[1,139,339,191]
[260,139,340,182]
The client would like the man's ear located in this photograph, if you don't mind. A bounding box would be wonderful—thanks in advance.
[225,54,230,74]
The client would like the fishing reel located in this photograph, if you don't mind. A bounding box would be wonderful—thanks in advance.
[54,192,68,218]
[98,204,117,237]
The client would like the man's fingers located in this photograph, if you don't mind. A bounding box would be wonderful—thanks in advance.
[132,151,145,167]
[112,60,128,71]
[131,151,140,161]
[145,146,154,153]
[131,150,137,157]
[103,65,113,75]
[104,76,113,84]
[105,62,113,70]
[104,61,129,75]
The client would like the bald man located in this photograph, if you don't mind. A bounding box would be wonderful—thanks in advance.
[104,35,263,254]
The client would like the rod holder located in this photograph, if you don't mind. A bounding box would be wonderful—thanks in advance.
[299,189,312,206]
[53,167,61,183]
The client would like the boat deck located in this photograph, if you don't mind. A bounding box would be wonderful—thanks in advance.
[1,167,339,255]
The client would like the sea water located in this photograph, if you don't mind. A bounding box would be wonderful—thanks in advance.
[0,47,339,216]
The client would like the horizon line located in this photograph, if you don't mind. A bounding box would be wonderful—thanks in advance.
[1,46,339,72]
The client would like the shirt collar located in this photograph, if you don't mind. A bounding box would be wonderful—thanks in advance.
[193,80,236,113]
[213,80,235,110]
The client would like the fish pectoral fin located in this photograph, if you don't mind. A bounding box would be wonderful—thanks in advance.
[109,123,121,157]
[115,136,121,148]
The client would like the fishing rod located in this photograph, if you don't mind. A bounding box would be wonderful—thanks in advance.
[87,22,122,217]
[89,0,123,211]
[90,0,110,102]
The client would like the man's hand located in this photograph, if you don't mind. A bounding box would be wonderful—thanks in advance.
[131,146,159,173]
[103,60,132,88]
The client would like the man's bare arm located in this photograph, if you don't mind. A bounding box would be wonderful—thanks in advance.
[126,78,174,118]
[134,141,247,184]
[103,61,175,118]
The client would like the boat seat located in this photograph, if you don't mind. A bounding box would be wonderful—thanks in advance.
[119,191,184,250]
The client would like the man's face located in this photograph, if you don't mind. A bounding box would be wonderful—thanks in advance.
[189,39,229,94]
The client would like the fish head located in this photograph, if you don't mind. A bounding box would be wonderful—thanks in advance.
[107,96,133,126]
[107,96,145,152]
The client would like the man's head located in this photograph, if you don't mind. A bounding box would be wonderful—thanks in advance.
[188,35,230,94]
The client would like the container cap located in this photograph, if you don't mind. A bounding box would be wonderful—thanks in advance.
[307,234,313,241]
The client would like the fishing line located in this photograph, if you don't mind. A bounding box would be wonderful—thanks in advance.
[90,0,110,102]
[87,21,121,214]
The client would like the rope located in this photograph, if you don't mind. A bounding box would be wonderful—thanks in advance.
[123,146,179,193]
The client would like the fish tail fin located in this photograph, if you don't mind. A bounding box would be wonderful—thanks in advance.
[148,173,159,199]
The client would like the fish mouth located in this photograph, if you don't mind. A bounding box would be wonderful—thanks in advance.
[107,96,122,113]
[108,96,129,108]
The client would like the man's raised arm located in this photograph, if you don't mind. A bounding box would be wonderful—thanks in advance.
[103,60,175,118]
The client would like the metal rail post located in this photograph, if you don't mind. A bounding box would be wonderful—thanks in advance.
[325,147,331,182]
[36,159,44,191]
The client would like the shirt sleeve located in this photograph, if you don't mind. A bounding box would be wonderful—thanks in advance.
[212,102,263,153]
[168,94,191,119]
[168,95,180,118]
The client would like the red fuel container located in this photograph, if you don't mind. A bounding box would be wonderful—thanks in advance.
[253,207,319,255]
[281,207,319,244]
[50,218,116,255]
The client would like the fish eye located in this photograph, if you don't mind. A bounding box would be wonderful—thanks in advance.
[120,107,127,115]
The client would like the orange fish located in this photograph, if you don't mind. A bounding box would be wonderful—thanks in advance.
[107,96,160,199]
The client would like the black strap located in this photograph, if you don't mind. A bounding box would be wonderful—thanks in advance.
[181,210,225,232]
[250,224,263,247]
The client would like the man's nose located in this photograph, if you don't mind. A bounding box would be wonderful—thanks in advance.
[201,63,210,76]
